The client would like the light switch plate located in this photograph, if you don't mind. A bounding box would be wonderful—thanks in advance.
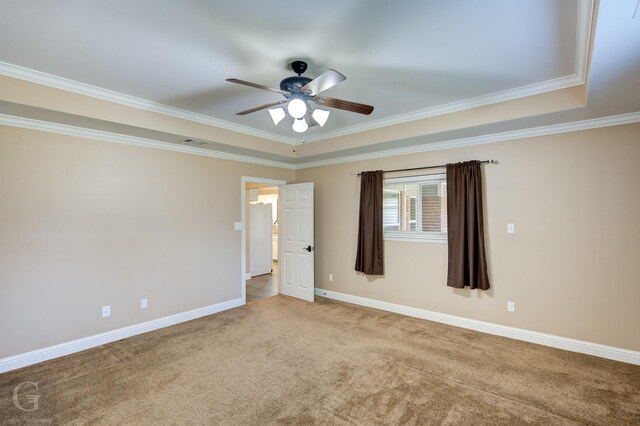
[507,223,515,234]
[234,222,242,231]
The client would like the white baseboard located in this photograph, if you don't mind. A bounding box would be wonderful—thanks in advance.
[245,273,252,280]
[0,297,244,374]
[315,288,640,366]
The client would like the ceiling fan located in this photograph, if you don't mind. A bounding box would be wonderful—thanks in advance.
[226,61,374,133]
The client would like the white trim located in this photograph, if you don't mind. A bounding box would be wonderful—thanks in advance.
[303,74,583,144]
[385,174,446,184]
[0,297,243,373]
[384,233,447,243]
[575,0,594,84]
[295,111,640,169]
[2,111,639,171]
[240,177,287,305]
[0,61,293,145]
[0,114,296,170]
[314,288,640,366]
[0,1,594,145]
[0,63,584,146]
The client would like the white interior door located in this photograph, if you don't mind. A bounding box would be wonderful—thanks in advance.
[250,203,272,276]
[279,183,314,302]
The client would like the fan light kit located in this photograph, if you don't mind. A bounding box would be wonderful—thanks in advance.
[292,117,308,133]
[227,60,374,134]
[268,108,286,125]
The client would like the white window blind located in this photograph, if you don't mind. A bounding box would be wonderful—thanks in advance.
[383,174,447,242]
[383,190,400,231]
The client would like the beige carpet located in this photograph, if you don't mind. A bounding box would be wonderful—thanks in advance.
[2,295,639,425]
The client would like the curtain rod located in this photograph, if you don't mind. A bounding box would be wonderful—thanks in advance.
[357,159,495,176]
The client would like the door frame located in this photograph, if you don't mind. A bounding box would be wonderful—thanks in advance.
[241,176,287,305]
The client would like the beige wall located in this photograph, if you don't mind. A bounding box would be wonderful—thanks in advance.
[295,123,640,352]
[0,125,292,358]
[2,121,639,360]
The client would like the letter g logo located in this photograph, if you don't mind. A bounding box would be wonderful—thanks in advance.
[12,381,41,412]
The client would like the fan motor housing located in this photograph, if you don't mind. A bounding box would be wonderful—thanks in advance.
[279,76,312,96]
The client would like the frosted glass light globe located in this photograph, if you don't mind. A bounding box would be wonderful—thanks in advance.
[312,109,330,127]
[292,118,308,133]
[268,107,286,125]
[287,98,307,119]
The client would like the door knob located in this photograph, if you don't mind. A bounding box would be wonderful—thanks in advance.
[304,245,313,252]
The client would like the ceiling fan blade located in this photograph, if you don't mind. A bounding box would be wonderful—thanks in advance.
[236,100,287,115]
[226,78,288,95]
[315,96,374,115]
[300,70,346,96]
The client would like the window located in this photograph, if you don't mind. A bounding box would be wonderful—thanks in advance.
[383,174,447,242]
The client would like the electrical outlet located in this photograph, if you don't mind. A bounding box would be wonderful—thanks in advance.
[329,274,334,282]
[140,298,148,309]
[102,305,111,318]
[507,301,515,312]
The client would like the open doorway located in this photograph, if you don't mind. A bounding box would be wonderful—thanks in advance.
[247,185,278,302]
[241,177,286,304]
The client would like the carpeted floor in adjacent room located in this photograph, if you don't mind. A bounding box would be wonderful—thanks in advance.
[2,295,639,425]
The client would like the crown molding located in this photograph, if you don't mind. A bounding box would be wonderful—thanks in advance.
[0,114,296,170]
[295,112,640,169]
[0,60,586,147]
[302,74,584,143]
[0,61,294,145]
[0,0,594,146]
[2,111,638,171]
[575,0,594,84]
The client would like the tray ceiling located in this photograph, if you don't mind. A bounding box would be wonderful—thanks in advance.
[0,0,591,145]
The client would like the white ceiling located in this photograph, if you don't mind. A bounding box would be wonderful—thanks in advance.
[0,0,588,143]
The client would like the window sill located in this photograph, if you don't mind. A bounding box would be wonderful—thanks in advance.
[384,234,447,244]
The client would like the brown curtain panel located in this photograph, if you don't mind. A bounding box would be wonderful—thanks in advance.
[446,161,490,290]
[355,170,384,275]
